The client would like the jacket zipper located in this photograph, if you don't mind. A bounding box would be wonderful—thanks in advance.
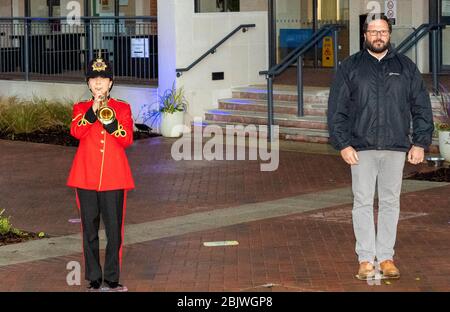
[376,61,380,149]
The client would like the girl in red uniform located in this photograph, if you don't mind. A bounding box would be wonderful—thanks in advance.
[67,56,134,291]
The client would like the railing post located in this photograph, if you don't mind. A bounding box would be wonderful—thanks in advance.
[24,21,29,81]
[88,19,94,61]
[333,28,339,72]
[297,55,304,117]
[312,0,318,68]
[268,0,277,68]
[267,75,274,141]
[431,28,439,94]
[84,18,92,64]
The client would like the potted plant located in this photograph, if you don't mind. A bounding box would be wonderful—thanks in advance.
[144,82,188,138]
[435,84,450,162]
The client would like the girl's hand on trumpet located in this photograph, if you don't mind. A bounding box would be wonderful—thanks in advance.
[92,94,105,113]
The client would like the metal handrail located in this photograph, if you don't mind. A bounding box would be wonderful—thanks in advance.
[260,24,339,76]
[176,24,255,77]
[396,23,445,54]
[260,24,343,140]
[395,23,446,93]
[395,23,429,53]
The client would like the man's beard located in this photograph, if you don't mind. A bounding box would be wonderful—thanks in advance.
[365,38,390,53]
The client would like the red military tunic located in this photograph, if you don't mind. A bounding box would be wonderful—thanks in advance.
[67,98,135,191]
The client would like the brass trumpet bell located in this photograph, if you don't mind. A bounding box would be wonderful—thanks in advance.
[96,96,116,125]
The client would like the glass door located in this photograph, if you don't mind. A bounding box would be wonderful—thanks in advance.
[275,0,349,67]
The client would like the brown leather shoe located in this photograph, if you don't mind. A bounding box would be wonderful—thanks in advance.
[380,260,400,279]
[356,262,375,280]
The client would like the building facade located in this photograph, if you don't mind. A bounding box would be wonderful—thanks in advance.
[0,0,448,128]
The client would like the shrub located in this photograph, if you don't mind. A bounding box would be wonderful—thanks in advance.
[436,84,450,131]
[0,209,12,236]
[142,82,187,127]
[0,96,72,134]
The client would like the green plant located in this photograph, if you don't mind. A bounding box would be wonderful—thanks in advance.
[0,209,35,238]
[435,83,450,132]
[0,97,43,134]
[0,209,12,235]
[0,209,24,236]
[143,82,187,127]
[0,96,73,135]
[37,97,73,129]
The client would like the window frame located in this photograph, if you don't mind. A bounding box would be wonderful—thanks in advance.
[194,0,240,13]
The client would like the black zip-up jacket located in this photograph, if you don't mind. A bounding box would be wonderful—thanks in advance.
[327,48,434,152]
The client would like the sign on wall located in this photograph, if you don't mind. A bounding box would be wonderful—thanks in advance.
[322,37,334,68]
[384,0,397,25]
[131,38,149,58]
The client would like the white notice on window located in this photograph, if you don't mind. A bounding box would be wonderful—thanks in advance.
[443,0,450,16]
[131,38,149,58]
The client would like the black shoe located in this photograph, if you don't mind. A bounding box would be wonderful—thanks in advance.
[104,280,120,288]
[103,280,128,292]
[87,280,102,291]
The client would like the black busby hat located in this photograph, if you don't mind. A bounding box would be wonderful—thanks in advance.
[86,54,113,81]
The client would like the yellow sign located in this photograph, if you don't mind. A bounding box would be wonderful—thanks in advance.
[322,36,334,67]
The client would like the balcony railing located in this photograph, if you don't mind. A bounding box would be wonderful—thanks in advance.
[0,16,157,85]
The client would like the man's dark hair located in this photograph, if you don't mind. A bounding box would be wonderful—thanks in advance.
[363,13,393,34]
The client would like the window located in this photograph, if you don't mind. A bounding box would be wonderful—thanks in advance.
[195,0,240,13]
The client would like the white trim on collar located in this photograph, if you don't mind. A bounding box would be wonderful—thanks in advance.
[367,49,388,61]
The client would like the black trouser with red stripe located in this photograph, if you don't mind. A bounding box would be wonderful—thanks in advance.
[76,189,125,283]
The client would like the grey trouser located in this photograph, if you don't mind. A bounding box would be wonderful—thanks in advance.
[351,150,406,264]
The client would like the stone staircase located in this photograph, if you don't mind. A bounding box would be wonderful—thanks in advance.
[200,85,331,143]
[197,84,441,150]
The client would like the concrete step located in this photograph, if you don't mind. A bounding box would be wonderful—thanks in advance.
[205,109,328,130]
[207,85,442,146]
[218,98,327,116]
[232,85,443,112]
[232,85,330,104]
[192,120,329,144]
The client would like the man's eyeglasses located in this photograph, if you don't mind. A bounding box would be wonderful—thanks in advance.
[366,30,390,37]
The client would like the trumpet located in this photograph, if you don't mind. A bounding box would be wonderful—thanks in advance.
[96,95,116,125]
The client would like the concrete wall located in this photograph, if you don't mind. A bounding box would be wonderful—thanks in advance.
[240,0,267,12]
[158,0,268,124]
[150,0,157,15]
[12,0,24,17]
[0,80,157,124]
[119,0,136,16]
[0,0,12,48]
[30,0,48,17]
[349,0,429,72]
[0,0,12,17]
[135,0,153,16]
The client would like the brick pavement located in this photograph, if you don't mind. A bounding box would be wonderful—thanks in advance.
[0,138,353,236]
[0,138,449,292]
[1,185,449,292]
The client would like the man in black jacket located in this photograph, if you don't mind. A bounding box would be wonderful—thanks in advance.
[328,14,433,280]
